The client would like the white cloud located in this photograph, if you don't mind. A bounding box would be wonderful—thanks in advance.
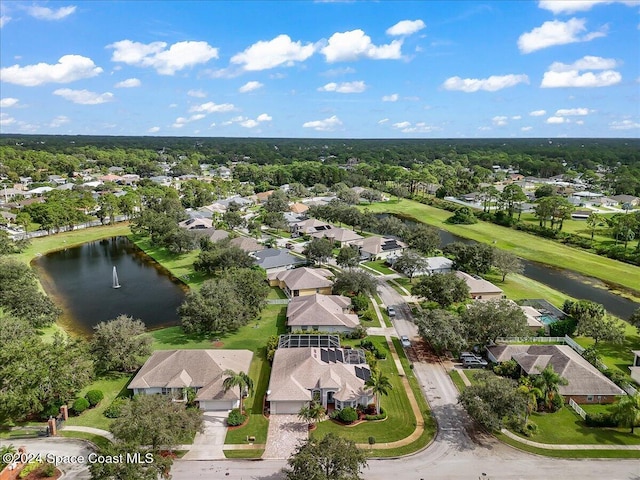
[518,18,605,54]
[321,67,356,77]
[393,121,412,129]
[231,34,316,71]
[239,81,264,93]
[538,1,639,14]
[302,115,342,131]
[148,126,160,133]
[378,118,389,124]
[386,19,426,36]
[478,126,492,131]
[318,81,366,93]
[53,88,114,105]
[382,93,399,102]
[0,15,11,28]
[189,102,235,113]
[49,115,70,127]
[609,119,640,130]
[493,116,508,126]
[256,113,272,122]
[0,113,16,126]
[0,55,103,86]
[26,5,76,21]
[442,74,529,92]
[0,97,19,108]
[546,116,567,124]
[541,56,621,87]
[172,114,206,128]
[240,119,259,128]
[108,40,219,75]
[321,29,403,62]
[521,126,534,131]
[392,121,438,133]
[555,107,591,116]
[512,115,522,120]
[575,120,585,125]
[114,78,141,88]
[187,89,207,98]
[530,109,547,116]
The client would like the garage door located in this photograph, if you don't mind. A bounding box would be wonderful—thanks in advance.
[272,401,305,415]
[199,400,235,411]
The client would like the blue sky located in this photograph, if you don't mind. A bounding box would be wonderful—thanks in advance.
[1,0,638,138]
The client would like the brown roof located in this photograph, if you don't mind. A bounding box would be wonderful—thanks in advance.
[230,236,265,252]
[287,294,359,329]
[455,271,503,295]
[358,236,407,255]
[289,202,309,214]
[128,350,253,402]
[270,267,333,291]
[310,227,363,244]
[293,218,332,234]
[487,345,624,397]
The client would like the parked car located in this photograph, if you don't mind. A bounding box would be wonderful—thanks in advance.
[462,357,488,368]
[387,306,396,317]
[400,335,411,348]
[460,351,482,361]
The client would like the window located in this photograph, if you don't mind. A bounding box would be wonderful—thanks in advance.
[161,387,171,395]
[587,395,594,402]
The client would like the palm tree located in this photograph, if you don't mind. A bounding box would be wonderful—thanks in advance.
[298,401,326,430]
[613,393,640,433]
[517,384,542,422]
[365,370,393,415]
[532,365,568,412]
[222,370,254,414]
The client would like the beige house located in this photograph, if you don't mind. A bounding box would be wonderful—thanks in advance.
[455,271,504,301]
[289,202,310,214]
[230,236,265,253]
[267,347,373,414]
[178,217,214,230]
[268,267,333,297]
[520,305,545,331]
[128,350,253,411]
[487,345,624,404]
[310,227,363,247]
[358,236,407,260]
[287,294,359,333]
[291,218,332,236]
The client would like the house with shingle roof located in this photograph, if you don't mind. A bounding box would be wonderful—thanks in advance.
[229,236,264,253]
[268,267,333,297]
[358,235,407,260]
[455,271,504,301]
[289,202,309,214]
[128,349,253,411]
[310,227,363,247]
[267,347,373,414]
[286,294,359,333]
[253,248,306,273]
[291,218,333,236]
[178,217,214,230]
[486,345,624,404]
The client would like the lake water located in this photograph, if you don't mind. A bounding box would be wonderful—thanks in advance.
[33,236,187,336]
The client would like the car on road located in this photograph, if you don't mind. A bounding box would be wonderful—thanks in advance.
[400,335,411,348]
[387,306,396,317]
[462,357,488,368]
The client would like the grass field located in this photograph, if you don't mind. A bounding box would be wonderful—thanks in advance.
[363,260,395,275]
[64,375,131,430]
[363,199,640,295]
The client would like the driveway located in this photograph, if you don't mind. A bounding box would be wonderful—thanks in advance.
[182,411,228,460]
[0,438,92,479]
[263,415,307,460]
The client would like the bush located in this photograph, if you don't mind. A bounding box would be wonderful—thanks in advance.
[103,397,128,418]
[227,408,246,427]
[360,310,376,322]
[19,461,40,479]
[548,318,577,337]
[39,402,63,421]
[266,335,278,363]
[603,369,632,388]
[338,407,359,424]
[493,360,520,379]
[40,462,57,477]
[364,408,386,421]
[585,412,617,428]
[351,294,369,312]
[345,325,367,340]
[72,397,90,415]
[85,390,104,407]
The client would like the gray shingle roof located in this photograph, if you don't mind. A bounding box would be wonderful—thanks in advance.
[269,267,333,290]
[253,248,307,270]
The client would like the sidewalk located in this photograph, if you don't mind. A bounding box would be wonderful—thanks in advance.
[61,425,114,441]
[500,428,640,450]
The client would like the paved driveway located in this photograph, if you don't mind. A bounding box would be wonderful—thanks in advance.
[182,411,228,460]
[263,415,307,459]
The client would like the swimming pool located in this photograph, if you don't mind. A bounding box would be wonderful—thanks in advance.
[539,314,558,325]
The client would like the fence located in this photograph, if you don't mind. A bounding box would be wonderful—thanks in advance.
[568,398,586,420]
[266,299,289,305]
[495,336,566,344]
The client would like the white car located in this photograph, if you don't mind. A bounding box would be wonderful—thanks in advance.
[400,335,411,348]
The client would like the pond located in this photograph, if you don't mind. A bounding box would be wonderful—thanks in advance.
[33,236,187,336]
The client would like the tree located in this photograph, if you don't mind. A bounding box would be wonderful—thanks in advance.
[562,299,606,321]
[411,272,469,308]
[613,393,640,433]
[264,189,289,212]
[575,313,625,345]
[97,193,120,225]
[462,299,529,347]
[222,370,254,414]
[304,237,334,265]
[446,206,478,225]
[393,250,428,282]
[443,242,493,275]
[298,398,326,429]
[404,223,440,256]
[491,249,524,282]
[532,365,568,412]
[361,189,382,204]
[283,433,367,480]
[194,245,254,273]
[415,309,467,356]
[223,210,245,229]
[337,188,360,205]
[110,394,203,451]
[459,372,528,431]
[534,184,555,198]
[630,307,640,335]
[586,212,603,242]
[501,184,527,218]
[365,370,393,415]
[90,315,152,373]
[333,270,378,297]
[336,245,360,268]
[89,442,172,480]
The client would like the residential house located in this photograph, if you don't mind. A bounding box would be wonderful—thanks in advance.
[128,349,254,411]
[520,305,544,331]
[455,271,504,301]
[217,166,232,180]
[629,350,640,385]
[610,194,640,207]
[424,257,454,275]
[289,202,309,214]
[268,267,333,297]
[286,294,359,333]
[209,229,230,243]
[178,217,214,230]
[253,248,307,274]
[121,174,140,185]
[48,175,67,185]
[310,227,363,247]
[358,236,407,261]
[267,346,373,414]
[149,176,172,186]
[229,236,265,253]
[252,190,274,204]
[291,218,333,237]
[486,345,625,404]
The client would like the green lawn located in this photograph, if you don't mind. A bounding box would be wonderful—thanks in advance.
[363,260,395,275]
[64,375,131,430]
[448,369,467,392]
[483,271,572,308]
[59,430,112,451]
[362,199,640,295]
[224,449,265,458]
[312,336,417,444]
[267,286,287,300]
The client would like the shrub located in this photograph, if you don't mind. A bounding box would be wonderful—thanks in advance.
[360,310,376,322]
[346,325,367,340]
[72,397,90,415]
[85,390,104,407]
[329,409,341,420]
[19,461,40,479]
[493,360,520,379]
[364,408,386,421]
[103,397,128,418]
[548,318,577,337]
[227,408,246,427]
[40,462,56,477]
[266,335,278,363]
[338,407,358,424]
[585,412,617,428]
[39,402,63,421]
[351,294,369,312]
[603,369,631,388]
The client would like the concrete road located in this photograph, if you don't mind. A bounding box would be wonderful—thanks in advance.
[0,438,92,479]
